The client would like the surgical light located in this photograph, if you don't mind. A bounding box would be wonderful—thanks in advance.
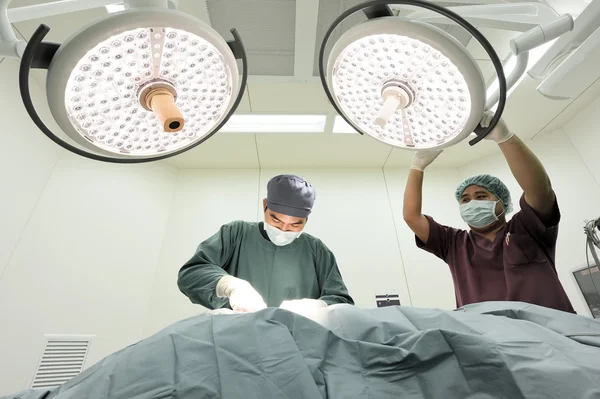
[320,1,507,150]
[319,1,573,150]
[3,0,248,163]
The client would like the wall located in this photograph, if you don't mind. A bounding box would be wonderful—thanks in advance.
[143,169,260,335]
[145,168,450,336]
[0,157,177,395]
[384,167,465,309]
[0,59,60,281]
[0,58,178,394]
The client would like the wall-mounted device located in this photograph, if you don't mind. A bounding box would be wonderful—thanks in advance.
[376,294,401,308]
[581,217,600,318]
[573,264,600,319]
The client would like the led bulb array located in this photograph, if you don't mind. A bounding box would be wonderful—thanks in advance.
[331,34,472,148]
[65,27,234,156]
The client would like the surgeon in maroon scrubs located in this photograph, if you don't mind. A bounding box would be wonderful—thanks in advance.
[402,112,575,313]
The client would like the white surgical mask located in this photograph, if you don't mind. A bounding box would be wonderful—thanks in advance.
[263,222,302,246]
[459,200,503,228]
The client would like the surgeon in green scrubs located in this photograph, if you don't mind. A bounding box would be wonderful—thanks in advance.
[177,174,354,313]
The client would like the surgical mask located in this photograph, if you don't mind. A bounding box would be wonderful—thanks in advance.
[459,200,503,228]
[263,222,302,246]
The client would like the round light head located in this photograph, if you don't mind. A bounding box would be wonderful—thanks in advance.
[46,9,239,158]
[327,17,485,150]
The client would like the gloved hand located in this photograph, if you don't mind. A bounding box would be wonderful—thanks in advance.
[216,276,267,313]
[280,298,327,318]
[480,111,514,144]
[410,150,443,172]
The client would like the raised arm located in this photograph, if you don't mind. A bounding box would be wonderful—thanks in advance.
[403,151,442,244]
[482,113,555,217]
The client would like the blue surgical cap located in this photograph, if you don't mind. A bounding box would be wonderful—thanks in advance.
[455,174,513,213]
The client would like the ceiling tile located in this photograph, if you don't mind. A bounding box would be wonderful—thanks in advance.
[247,82,332,113]
[255,133,392,168]
[13,8,105,44]
[235,87,252,113]
[207,0,295,76]
[501,75,572,139]
[245,53,294,76]
[536,76,600,137]
[165,133,259,169]
[312,0,368,76]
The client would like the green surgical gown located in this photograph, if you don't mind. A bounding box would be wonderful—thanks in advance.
[178,220,354,309]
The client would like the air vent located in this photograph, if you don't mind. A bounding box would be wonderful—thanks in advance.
[31,335,93,390]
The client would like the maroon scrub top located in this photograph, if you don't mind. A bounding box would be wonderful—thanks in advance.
[417,194,575,313]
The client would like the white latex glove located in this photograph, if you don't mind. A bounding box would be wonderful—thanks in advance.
[480,111,514,144]
[410,150,443,172]
[216,276,267,313]
[280,298,327,318]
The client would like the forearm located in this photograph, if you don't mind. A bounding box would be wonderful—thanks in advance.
[177,264,229,309]
[320,292,354,305]
[403,169,424,220]
[317,256,355,306]
[498,135,554,211]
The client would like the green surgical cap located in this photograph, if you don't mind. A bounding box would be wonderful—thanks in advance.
[455,174,513,213]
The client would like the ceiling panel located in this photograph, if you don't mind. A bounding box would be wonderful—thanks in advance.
[247,82,332,113]
[235,87,252,113]
[165,133,259,169]
[536,76,600,137]
[207,0,295,76]
[255,132,392,168]
[244,53,294,77]
[501,75,573,139]
[312,0,369,76]
[13,7,105,44]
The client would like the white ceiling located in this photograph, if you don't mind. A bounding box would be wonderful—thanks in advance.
[4,0,599,169]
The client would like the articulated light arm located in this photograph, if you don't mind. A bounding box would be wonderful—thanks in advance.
[0,0,178,58]
[485,13,573,109]
[0,0,25,58]
[394,2,562,32]
[124,0,168,9]
[7,0,120,23]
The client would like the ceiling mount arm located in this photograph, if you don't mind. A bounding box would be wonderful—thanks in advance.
[484,14,574,109]
[485,51,529,110]
[0,0,25,58]
[395,2,562,32]
[363,4,394,19]
[7,0,119,23]
[124,0,169,9]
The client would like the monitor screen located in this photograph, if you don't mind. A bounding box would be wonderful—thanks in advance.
[573,265,600,318]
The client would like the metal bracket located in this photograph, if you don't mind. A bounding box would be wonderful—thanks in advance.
[227,37,243,60]
[363,4,394,19]
[394,2,561,32]
[31,42,60,69]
